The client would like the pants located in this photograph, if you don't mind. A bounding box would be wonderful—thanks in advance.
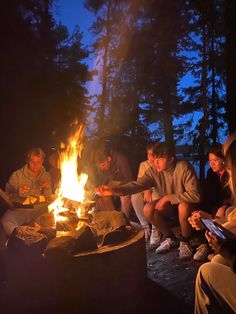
[131,192,149,226]
[1,204,48,236]
[131,190,159,226]
[195,262,236,314]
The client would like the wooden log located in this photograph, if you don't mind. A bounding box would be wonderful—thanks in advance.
[44,236,76,259]
[74,225,97,253]
[7,225,48,256]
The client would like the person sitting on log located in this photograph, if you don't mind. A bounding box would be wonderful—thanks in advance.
[96,142,201,260]
[1,147,52,237]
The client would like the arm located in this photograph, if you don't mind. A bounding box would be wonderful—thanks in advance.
[5,171,25,198]
[96,168,156,196]
[206,232,236,273]
[40,172,53,196]
[168,162,201,204]
[138,161,153,202]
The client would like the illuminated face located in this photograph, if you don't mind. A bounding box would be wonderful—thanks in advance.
[28,155,43,175]
[147,149,154,164]
[99,156,112,171]
[209,153,224,173]
[153,156,174,172]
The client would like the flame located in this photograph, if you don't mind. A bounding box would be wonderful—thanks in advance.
[48,123,88,227]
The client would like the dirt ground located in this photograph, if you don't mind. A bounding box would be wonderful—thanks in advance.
[144,245,204,314]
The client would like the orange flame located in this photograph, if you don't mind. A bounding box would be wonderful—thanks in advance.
[48,123,88,226]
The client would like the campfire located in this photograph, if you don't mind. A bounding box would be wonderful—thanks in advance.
[7,122,136,257]
[5,122,147,314]
[48,124,90,233]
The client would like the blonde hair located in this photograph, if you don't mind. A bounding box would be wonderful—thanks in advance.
[25,147,45,162]
[223,132,236,205]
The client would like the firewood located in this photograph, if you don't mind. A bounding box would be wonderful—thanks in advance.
[38,227,56,241]
[7,225,48,255]
[45,236,76,259]
[74,225,97,253]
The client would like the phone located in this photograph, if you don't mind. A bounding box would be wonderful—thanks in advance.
[200,218,234,240]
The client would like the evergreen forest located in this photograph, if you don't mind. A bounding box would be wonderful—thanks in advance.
[0,0,236,185]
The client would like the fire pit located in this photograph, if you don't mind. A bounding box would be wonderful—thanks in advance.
[6,220,146,314]
[5,124,147,313]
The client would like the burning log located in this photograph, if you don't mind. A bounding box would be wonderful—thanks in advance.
[44,236,76,259]
[101,225,134,246]
[91,210,129,237]
[45,223,97,258]
[74,224,97,253]
[38,227,56,241]
[7,225,48,255]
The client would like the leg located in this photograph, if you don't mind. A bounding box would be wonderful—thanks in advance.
[144,201,174,238]
[195,262,236,314]
[131,193,149,226]
[1,205,48,236]
[178,202,194,238]
[120,195,131,218]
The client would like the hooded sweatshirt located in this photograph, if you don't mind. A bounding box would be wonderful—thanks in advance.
[5,164,52,199]
[112,160,201,205]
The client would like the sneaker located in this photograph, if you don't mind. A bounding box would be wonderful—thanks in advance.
[193,244,210,261]
[150,227,162,249]
[143,225,151,243]
[155,237,177,253]
[178,241,193,260]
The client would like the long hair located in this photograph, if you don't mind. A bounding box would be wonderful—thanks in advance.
[224,135,236,205]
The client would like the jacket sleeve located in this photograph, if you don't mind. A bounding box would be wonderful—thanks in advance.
[168,163,201,205]
[5,171,19,198]
[112,168,156,196]
[220,238,236,273]
[42,172,53,196]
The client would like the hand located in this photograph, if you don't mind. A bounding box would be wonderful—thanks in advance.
[188,210,212,230]
[143,190,152,203]
[40,181,51,190]
[155,195,170,210]
[205,231,225,252]
[95,185,113,197]
[19,184,30,196]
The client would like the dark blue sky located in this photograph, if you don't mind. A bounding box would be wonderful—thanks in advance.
[54,0,94,46]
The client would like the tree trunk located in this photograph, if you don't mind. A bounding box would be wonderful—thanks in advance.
[225,0,236,133]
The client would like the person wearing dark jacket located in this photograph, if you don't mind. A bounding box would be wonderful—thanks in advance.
[94,146,134,218]
[194,134,236,314]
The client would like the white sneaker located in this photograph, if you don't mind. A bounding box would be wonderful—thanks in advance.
[149,227,162,249]
[193,244,210,261]
[142,225,151,243]
[178,241,193,260]
[155,237,177,253]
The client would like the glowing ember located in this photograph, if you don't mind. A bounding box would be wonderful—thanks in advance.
[48,123,88,227]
